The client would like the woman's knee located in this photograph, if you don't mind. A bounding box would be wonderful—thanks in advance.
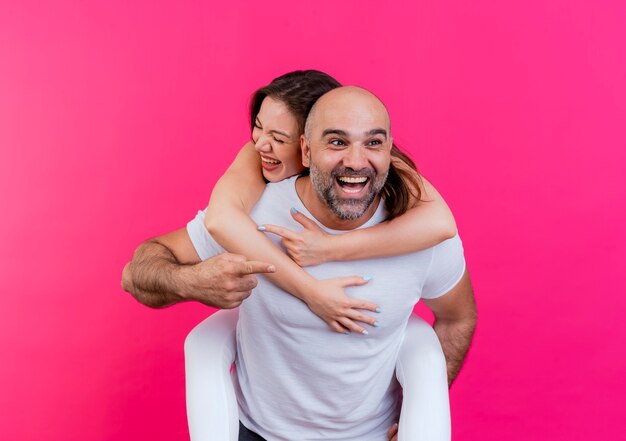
[397,315,447,376]
[184,308,239,360]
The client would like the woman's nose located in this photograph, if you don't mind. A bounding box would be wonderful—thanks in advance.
[254,134,272,153]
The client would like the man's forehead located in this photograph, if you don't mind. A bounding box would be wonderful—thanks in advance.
[310,86,391,136]
[321,127,389,139]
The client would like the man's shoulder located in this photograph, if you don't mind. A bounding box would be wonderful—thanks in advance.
[260,176,298,197]
[421,233,466,299]
[253,176,299,211]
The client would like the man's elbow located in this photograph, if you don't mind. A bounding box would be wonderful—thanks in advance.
[121,262,144,303]
[121,263,166,309]
[121,262,134,294]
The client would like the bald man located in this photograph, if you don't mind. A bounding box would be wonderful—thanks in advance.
[124,87,476,440]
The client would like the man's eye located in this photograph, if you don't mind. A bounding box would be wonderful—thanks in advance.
[272,137,285,144]
[330,139,345,146]
[369,139,382,146]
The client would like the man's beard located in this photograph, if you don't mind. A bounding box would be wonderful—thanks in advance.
[309,162,388,221]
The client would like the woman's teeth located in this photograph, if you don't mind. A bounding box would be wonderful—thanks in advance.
[262,157,280,164]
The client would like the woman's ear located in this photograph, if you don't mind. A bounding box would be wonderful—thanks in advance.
[301,134,310,167]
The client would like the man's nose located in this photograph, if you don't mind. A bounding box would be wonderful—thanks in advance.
[343,145,368,170]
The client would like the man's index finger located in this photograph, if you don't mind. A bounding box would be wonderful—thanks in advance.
[236,260,276,275]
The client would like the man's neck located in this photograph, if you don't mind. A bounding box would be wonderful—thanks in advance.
[295,176,381,231]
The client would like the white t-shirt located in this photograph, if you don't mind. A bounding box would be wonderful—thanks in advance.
[187,176,466,441]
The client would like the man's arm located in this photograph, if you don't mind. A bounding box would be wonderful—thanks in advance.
[421,269,477,387]
[121,228,275,309]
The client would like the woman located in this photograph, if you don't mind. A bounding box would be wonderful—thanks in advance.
[186,70,455,441]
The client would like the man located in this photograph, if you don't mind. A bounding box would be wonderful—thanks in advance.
[123,86,476,440]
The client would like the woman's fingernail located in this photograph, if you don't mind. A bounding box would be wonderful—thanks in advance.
[362,275,372,282]
[373,321,380,327]
[344,331,350,335]
[361,330,369,335]
[257,225,266,231]
[291,207,298,215]
[375,307,382,313]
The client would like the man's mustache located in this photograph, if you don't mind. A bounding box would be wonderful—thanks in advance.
[330,167,376,179]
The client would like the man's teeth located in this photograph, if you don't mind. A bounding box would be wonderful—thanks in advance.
[337,176,367,184]
[262,157,280,164]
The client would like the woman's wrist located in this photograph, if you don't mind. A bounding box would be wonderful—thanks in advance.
[299,277,322,305]
[325,233,345,262]
[276,269,318,305]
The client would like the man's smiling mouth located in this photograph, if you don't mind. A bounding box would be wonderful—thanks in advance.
[336,175,369,194]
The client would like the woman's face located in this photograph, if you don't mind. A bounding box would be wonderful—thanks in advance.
[252,97,306,182]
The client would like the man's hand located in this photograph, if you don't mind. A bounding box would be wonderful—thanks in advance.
[182,253,276,309]
[122,228,275,309]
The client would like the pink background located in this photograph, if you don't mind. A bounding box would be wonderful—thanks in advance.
[1,1,625,440]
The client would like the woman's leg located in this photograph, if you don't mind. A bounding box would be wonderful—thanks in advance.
[396,314,451,441]
[185,308,240,441]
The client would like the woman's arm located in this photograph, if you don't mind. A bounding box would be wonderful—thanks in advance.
[327,177,457,261]
[261,176,457,266]
[204,142,380,334]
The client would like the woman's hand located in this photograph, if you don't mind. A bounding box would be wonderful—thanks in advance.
[259,208,334,267]
[302,276,381,334]
[387,423,399,441]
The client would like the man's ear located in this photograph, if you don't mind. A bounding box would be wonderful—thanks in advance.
[387,136,394,152]
[301,134,310,167]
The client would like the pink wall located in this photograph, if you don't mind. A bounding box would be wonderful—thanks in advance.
[1,1,624,439]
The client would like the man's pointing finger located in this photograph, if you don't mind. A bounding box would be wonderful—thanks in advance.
[236,261,277,275]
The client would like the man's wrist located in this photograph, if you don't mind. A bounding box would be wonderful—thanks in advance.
[171,264,197,302]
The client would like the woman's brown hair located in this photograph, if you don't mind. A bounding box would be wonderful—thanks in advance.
[251,70,422,220]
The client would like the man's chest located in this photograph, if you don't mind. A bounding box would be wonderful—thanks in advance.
[244,251,433,339]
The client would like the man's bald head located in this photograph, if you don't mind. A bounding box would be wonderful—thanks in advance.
[304,86,391,144]
[299,86,395,224]
[299,85,419,227]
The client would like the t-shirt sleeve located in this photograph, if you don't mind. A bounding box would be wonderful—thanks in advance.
[421,234,466,299]
[186,210,225,261]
